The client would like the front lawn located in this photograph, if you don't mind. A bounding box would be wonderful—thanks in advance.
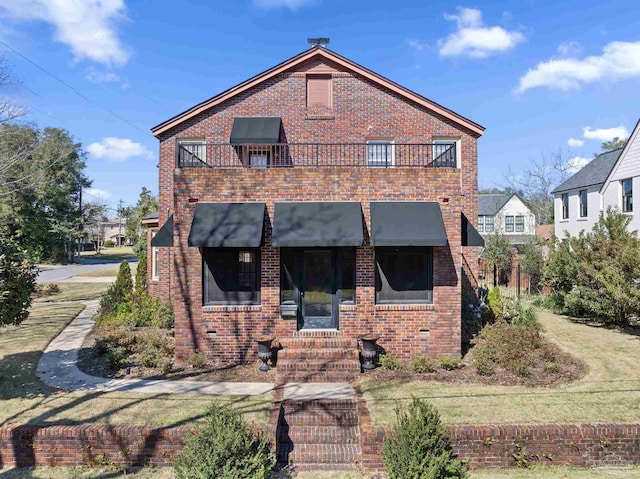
[0,299,270,428]
[78,246,137,262]
[361,309,640,425]
[33,282,111,302]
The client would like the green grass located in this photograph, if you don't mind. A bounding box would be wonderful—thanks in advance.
[78,246,136,263]
[0,296,270,428]
[34,282,111,302]
[470,466,640,478]
[362,309,640,426]
[75,263,138,278]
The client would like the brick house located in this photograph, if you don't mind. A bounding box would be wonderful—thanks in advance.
[147,45,485,373]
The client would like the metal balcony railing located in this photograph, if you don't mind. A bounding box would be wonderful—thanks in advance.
[176,142,458,169]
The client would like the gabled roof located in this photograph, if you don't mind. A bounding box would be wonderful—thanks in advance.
[151,46,485,137]
[478,193,527,216]
[601,118,640,190]
[551,148,624,195]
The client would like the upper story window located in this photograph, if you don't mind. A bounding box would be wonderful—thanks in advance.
[485,215,494,233]
[432,139,460,168]
[515,215,525,232]
[505,215,515,233]
[366,140,394,167]
[248,145,271,169]
[579,189,588,217]
[477,215,485,232]
[306,74,332,108]
[561,193,569,219]
[178,139,206,166]
[622,178,633,213]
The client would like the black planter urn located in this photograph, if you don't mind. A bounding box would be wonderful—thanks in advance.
[254,336,275,372]
[360,335,380,371]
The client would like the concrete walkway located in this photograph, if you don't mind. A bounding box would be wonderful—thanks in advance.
[36,299,354,400]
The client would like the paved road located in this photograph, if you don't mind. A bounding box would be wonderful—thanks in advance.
[37,261,136,283]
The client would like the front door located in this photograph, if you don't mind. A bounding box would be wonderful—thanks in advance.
[301,249,336,329]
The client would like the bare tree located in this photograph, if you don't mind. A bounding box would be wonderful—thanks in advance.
[0,56,27,125]
[503,148,572,225]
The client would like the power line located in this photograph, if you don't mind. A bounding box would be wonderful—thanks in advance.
[0,39,154,139]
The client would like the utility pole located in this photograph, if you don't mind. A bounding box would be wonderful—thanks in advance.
[117,199,124,247]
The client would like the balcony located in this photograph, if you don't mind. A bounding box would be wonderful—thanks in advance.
[176,142,457,169]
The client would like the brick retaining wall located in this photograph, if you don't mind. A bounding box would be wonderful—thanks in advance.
[2,422,640,470]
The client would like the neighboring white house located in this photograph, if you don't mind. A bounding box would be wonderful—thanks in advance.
[553,119,639,238]
[478,193,537,244]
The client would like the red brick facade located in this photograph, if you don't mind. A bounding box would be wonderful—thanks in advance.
[149,49,483,366]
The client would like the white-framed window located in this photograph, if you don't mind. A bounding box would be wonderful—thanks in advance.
[485,215,494,232]
[178,139,206,166]
[366,140,395,167]
[622,178,633,213]
[561,193,569,219]
[249,150,269,169]
[579,189,588,217]
[505,216,515,233]
[151,231,159,281]
[432,138,461,168]
[477,215,485,232]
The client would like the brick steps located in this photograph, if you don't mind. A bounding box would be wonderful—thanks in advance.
[276,397,362,471]
[276,336,361,383]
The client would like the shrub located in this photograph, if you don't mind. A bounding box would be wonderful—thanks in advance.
[188,351,206,369]
[97,261,133,318]
[409,355,437,373]
[33,283,60,298]
[380,354,404,370]
[0,237,37,327]
[139,345,172,371]
[174,403,275,479]
[103,240,115,248]
[544,208,640,326]
[135,251,147,294]
[106,346,128,370]
[382,397,467,479]
[487,286,503,320]
[439,355,462,371]
[472,346,497,376]
[510,303,539,329]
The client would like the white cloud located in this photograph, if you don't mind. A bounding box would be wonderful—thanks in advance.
[407,39,428,52]
[252,0,316,10]
[567,138,585,148]
[557,41,582,57]
[85,67,120,84]
[85,187,112,200]
[517,41,640,93]
[0,0,130,66]
[438,7,525,58]
[583,125,630,142]
[566,156,591,173]
[87,137,153,161]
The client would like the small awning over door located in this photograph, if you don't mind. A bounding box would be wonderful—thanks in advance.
[151,215,173,247]
[229,117,282,144]
[462,214,485,247]
[187,203,265,247]
[370,202,448,246]
[271,202,364,247]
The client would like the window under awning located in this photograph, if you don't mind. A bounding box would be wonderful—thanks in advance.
[229,117,282,144]
[187,203,265,248]
[462,214,485,247]
[151,215,173,247]
[271,202,364,247]
[370,202,448,247]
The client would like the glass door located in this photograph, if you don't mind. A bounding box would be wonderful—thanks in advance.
[301,250,336,329]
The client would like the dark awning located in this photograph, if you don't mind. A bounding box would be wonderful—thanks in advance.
[272,202,363,247]
[370,202,447,247]
[151,215,173,247]
[229,117,281,144]
[462,214,484,247]
[188,203,265,247]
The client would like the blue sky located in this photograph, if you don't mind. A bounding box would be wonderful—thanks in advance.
[1,0,639,214]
